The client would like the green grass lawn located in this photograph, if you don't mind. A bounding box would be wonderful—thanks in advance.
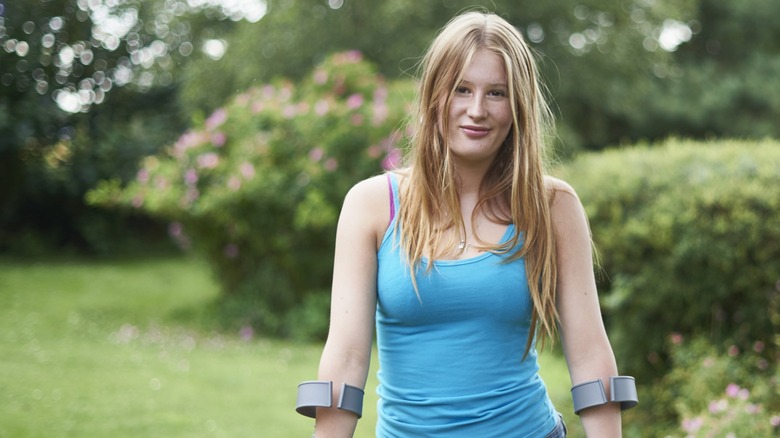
[0,256,582,437]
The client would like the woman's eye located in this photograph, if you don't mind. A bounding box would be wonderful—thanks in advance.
[489,89,506,97]
[455,86,470,94]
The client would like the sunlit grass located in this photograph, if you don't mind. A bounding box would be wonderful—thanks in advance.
[0,256,580,437]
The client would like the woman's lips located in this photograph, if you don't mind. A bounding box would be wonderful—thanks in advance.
[461,125,491,138]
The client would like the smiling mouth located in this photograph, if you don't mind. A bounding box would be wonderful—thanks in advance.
[461,126,491,137]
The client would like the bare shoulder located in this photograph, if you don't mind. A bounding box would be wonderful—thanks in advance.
[344,173,392,209]
[543,175,592,246]
[340,173,393,243]
[544,175,576,194]
[544,175,582,212]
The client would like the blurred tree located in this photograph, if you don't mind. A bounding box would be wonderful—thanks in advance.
[642,0,780,141]
[180,0,694,153]
[183,0,780,153]
[0,0,259,253]
[4,0,779,252]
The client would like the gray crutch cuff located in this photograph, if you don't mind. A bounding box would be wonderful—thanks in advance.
[571,376,638,415]
[610,376,638,411]
[296,381,365,419]
[571,379,608,415]
[337,383,365,418]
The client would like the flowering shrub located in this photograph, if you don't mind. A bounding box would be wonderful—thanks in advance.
[679,385,780,437]
[88,51,413,339]
[659,337,779,437]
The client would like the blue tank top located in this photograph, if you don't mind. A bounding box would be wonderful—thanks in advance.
[375,174,559,437]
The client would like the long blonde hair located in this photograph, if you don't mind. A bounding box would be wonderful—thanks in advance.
[397,11,558,355]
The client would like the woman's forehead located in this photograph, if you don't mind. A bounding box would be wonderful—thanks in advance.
[459,50,507,85]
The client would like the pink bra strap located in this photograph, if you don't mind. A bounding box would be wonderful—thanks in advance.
[387,174,396,224]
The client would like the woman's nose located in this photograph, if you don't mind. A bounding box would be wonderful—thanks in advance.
[467,95,487,119]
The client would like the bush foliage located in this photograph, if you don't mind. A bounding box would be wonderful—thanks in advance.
[659,337,779,436]
[89,52,413,339]
[557,139,780,384]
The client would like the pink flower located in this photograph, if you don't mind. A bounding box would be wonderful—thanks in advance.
[262,85,275,99]
[670,332,683,345]
[168,223,192,250]
[382,147,402,170]
[197,152,219,169]
[309,147,324,162]
[346,93,364,109]
[351,114,364,126]
[709,399,727,414]
[184,168,198,186]
[345,50,362,61]
[770,414,780,427]
[172,131,205,157]
[282,105,297,119]
[727,345,739,357]
[726,383,740,398]
[313,68,328,84]
[205,108,227,130]
[211,131,226,147]
[136,168,149,183]
[335,50,362,64]
[324,158,338,172]
[168,222,183,237]
[168,222,191,249]
[183,188,199,205]
[315,99,330,116]
[227,176,241,191]
[131,195,143,208]
[737,388,750,400]
[373,100,388,126]
[279,85,293,102]
[251,101,264,113]
[745,403,760,414]
[239,162,255,179]
[374,84,388,101]
[753,341,765,352]
[682,416,703,433]
[373,85,388,125]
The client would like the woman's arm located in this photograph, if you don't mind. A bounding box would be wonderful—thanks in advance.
[548,177,622,437]
[313,176,388,437]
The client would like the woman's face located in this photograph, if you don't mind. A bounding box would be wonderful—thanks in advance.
[445,49,513,167]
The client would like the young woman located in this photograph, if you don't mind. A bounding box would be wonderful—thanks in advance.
[298,11,634,437]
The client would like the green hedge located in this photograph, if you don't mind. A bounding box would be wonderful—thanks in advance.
[556,138,780,383]
[88,52,414,339]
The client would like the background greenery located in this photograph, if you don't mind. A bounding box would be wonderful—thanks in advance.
[556,139,780,434]
[3,0,780,436]
[0,256,581,437]
[5,0,780,254]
